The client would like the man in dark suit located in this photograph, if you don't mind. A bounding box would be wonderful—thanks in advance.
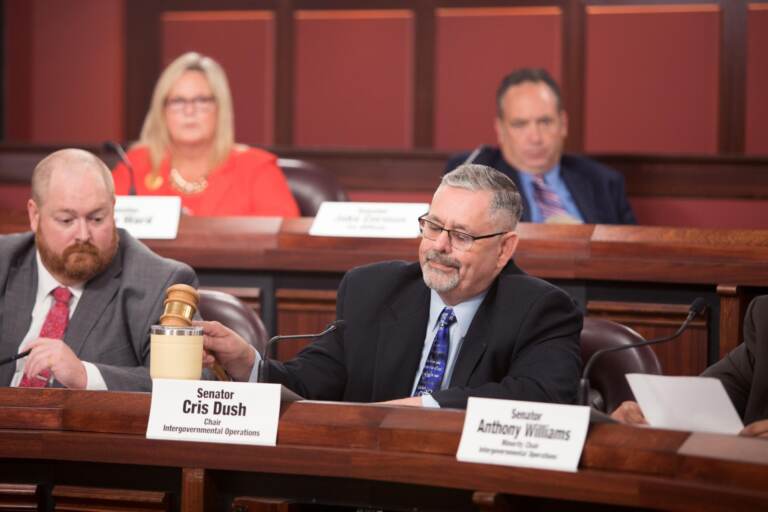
[612,295,768,438]
[0,148,197,391]
[203,164,582,408]
[446,68,636,225]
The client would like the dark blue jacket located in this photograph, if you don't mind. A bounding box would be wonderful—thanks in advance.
[445,147,636,225]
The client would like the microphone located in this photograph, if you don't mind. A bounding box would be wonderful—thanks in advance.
[462,144,490,165]
[578,298,707,407]
[259,320,346,384]
[103,141,137,195]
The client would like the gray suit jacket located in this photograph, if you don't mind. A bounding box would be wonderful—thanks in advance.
[0,229,198,391]
[703,295,768,424]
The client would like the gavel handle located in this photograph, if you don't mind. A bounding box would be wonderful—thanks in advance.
[212,361,230,381]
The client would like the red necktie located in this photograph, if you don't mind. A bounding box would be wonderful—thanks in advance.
[18,286,73,388]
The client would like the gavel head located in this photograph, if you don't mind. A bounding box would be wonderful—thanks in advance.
[160,284,200,327]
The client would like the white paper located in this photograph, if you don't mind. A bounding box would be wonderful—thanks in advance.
[309,202,428,238]
[456,398,590,473]
[146,379,280,446]
[115,195,181,239]
[626,374,744,434]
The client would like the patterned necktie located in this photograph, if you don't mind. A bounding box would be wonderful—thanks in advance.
[19,286,73,388]
[532,175,570,222]
[413,307,456,396]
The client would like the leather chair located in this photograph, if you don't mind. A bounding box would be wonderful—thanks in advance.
[580,317,662,413]
[277,158,347,217]
[198,289,268,356]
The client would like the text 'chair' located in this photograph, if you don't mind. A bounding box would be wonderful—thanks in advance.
[580,317,662,413]
[277,158,347,217]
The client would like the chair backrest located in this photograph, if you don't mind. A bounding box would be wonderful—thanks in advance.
[580,317,662,413]
[198,289,268,356]
[277,158,347,216]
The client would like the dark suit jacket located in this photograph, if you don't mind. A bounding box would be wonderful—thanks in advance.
[445,148,636,225]
[266,260,583,409]
[0,229,198,391]
[703,295,768,424]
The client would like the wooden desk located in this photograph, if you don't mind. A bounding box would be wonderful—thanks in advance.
[2,214,768,375]
[0,388,765,512]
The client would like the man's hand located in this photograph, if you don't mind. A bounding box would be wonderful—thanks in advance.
[610,400,648,425]
[24,338,87,389]
[380,396,424,407]
[740,419,768,439]
[197,320,255,382]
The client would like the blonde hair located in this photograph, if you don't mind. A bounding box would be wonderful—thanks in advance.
[138,52,235,175]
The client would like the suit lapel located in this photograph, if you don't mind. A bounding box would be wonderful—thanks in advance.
[64,246,123,356]
[371,283,430,401]
[561,164,597,223]
[0,251,37,386]
[449,290,494,387]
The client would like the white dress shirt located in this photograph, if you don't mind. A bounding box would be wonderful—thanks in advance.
[11,252,107,389]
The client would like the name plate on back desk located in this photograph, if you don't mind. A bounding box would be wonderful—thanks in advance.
[457,398,590,473]
[146,379,280,446]
[309,202,428,238]
[115,195,181,239]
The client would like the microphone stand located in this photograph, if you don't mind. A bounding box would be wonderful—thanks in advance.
[578,298,707,407]
[103,141,137,195]
[259,320,344,383]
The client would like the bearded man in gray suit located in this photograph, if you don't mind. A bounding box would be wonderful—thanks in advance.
[0,148,197,391]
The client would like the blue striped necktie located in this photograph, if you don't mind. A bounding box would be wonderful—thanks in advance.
[413,307,456,396]
[532,175,570,221]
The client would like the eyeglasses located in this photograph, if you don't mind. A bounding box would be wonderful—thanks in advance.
[418,215,508,251]
[165,95,216,113]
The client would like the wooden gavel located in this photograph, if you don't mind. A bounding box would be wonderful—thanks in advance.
[160,284,229,381]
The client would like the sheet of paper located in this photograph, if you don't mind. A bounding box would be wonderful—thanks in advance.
[626,374,743,434]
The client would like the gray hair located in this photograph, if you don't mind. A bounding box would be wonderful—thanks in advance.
[441,164,523,229]
[31,148,115,206]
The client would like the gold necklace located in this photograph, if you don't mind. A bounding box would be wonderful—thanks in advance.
[169,168,208,195]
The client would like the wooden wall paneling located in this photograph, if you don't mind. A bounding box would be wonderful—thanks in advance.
[161,10,277,146]
[10,0,125,144]
[52,485,170,511]
[0,483,38,511]
[125,2,163,141]
[745,3,768,155]
[586,301,709,376]
[292,9,415,149]
[433,6,563,151]
[413,0,435,148]
[275,289,337,360]
[3,0,33,141]
[563,0,585,152]
[719,0,748,154]
[274,0,295,146]
[716,285,754,359]
[181,468,208,512]
[584,4,721,154]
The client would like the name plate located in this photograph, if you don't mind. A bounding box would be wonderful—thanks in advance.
[115,195,182,239]
[456,398,590,473]
[309,202,428,238]
[146,379,280,446]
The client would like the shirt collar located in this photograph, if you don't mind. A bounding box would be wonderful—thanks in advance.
[517,163,561,187]
[429,289,487,340]
[35,251,85,303]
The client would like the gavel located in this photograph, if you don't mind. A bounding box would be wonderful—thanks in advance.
[159,284,229,381]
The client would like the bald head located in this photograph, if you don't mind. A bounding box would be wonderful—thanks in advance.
[31,149,115,207]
